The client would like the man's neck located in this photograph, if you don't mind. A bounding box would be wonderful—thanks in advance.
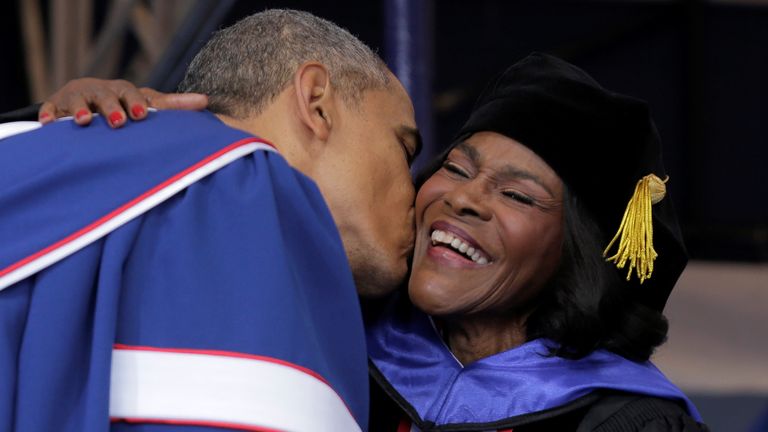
[214,112,283,152]
[214,105,313,177]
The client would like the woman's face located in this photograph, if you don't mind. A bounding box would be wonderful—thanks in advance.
[409,132,565,317]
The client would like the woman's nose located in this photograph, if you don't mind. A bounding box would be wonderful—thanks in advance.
[442,180,492,221]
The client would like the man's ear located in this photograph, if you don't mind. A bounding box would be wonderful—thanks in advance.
[294,62,335,141]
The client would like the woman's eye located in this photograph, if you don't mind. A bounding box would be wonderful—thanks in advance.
[503,190,535,206]
[442,161,469,178]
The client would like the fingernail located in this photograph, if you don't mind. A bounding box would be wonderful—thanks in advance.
[109,111,123,126]
[39,112,51,121]
[130,105,145,118]
[75,109,89,121]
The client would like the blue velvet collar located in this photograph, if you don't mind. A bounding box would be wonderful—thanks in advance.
[366,297,701,427]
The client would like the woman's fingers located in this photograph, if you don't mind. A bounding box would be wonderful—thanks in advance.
[88,84,128,128]
[38,101,58,124]
[87,79,154,128]
[140,88,208,111]
[110,79,150,123]
[38,78,209,128]
[35,78,138,128]
[37,78,125,127]
[38,88,95,125]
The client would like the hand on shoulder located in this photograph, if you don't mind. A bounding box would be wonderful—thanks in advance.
[37,78,208,128]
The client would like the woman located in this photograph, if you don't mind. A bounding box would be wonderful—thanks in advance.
[365,53,706,431]
[15,53,706,431]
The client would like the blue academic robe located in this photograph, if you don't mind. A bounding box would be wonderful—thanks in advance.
[0,111,368,432]
[366,295,702,431]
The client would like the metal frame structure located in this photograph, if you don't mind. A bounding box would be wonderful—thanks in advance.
[17,0,236,100]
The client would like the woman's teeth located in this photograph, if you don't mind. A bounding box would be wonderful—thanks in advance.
[430,230,489,265]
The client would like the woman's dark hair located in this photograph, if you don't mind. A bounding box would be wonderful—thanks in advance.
[525,186,669,362]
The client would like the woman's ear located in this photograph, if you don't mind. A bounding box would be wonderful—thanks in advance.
[293,62,334,141]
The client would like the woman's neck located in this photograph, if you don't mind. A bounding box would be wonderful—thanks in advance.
[441,313,530,365]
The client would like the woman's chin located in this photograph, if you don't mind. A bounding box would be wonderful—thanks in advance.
[407,280,456,316]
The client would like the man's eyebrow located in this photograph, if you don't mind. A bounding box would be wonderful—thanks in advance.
[454,141,555,198]
[399,125,423,162]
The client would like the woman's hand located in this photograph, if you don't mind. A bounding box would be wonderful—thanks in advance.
[38,78,208,128]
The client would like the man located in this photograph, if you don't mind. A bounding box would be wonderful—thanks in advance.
[0,9,419,432]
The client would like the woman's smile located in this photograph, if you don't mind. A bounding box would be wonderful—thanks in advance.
[427,220,492,268]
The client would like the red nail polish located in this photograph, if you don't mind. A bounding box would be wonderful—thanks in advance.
[39,112,51,121]
[131,105,145,118]
[109,111,123,126]
[75,109,89,121]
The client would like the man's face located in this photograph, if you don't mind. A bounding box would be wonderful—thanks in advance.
[313,79,420,298]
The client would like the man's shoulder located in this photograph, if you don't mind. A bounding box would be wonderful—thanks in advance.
[0,110,262,179]
[5,109,248,148]
[0,110,280,291]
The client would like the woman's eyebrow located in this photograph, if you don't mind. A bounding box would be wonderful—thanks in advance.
[454,141,480,164]
[493,166,555,198]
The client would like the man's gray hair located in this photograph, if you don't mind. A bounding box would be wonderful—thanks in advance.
[179,9,392,118]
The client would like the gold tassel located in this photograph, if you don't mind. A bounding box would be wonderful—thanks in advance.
[603,174,668,284]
